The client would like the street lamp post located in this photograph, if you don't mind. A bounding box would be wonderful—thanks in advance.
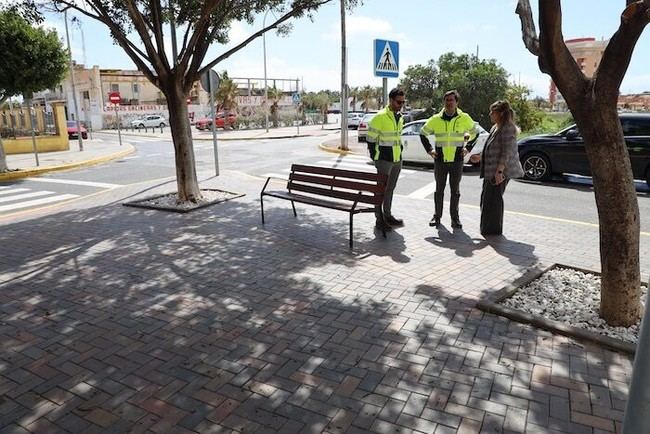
[64,9,83,152]
[340,0,348,150]
[262,10,271,132]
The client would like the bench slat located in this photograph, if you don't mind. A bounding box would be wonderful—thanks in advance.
[291,164,387,183]
[289,183,383,206]
[263,191,375,212]
[289,173,386,194]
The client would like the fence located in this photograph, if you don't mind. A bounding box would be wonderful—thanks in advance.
[0,106,58,139]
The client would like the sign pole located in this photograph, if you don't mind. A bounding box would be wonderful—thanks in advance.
[382,78,388,108]
[115,105,122,146]
[209,71,219,177]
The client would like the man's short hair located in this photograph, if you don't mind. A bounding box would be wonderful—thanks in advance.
[389,88,405,100]
[443,90,460,102]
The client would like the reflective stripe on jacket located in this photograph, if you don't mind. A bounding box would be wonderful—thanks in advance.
[366,106,404,162]
[420,108,476,163]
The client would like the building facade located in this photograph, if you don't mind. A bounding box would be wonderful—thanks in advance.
[549,37,608,111]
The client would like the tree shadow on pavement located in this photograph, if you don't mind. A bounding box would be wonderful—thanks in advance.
[0,197,480,433]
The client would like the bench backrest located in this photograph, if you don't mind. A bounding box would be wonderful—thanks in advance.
[288,164,388,206]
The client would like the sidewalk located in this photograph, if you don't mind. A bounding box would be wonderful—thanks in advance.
[0,164,645,433]
[0,124,341,182]
[100,123,341,142]
[0,139,134,182]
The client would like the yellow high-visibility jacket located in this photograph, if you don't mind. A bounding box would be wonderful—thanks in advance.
[421,109,477,163]
[366,106,404,162]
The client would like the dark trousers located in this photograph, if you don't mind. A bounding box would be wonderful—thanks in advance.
[480,179,509,235]
[374,160,402,221]
[434,160,463,221]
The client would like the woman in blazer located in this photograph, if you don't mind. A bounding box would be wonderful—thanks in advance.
[471,100,524,236]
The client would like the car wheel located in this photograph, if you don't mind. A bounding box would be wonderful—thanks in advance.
[159,123,165,128]
[646,167,650,188]
[138,123,145,129]
[521,153,552,181]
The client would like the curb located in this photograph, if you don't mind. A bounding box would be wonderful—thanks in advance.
[318,143,361,156]
[476,263,638,355]
[0,145,135,181]
[99,130,336,141]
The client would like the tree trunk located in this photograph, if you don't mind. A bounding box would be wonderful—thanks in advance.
[0,136,8,172]
[163,82,202,203]
[575,105,641,326]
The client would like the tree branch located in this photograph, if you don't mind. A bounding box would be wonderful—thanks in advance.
[149,0,169,69]
[595,1,649,100]
[176,0,221,76]
[122,0,169,76]
[515,0,539,56]
[200,1,330,75]
[537,0,588,104]
[63,0,159,85]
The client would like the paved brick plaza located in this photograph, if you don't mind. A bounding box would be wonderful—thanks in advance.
[1,171,647,433]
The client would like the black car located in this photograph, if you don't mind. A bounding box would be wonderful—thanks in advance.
[518,113,650,186]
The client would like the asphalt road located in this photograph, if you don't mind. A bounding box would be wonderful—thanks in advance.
[1,131,648,234]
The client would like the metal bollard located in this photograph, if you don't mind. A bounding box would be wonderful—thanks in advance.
[622,274,650,433]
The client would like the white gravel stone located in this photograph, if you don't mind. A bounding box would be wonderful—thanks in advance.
[136,190,237,210]
[500,267,648,344]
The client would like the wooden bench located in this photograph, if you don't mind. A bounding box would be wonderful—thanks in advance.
[260,164,388,248]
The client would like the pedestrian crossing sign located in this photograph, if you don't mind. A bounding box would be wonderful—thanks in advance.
[374,39,399,78]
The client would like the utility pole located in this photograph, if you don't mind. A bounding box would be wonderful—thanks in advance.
[340,0,348,151]
[64,8,83,151]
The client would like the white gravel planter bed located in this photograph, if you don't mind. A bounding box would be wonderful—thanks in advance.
[500,266,648,344]
[123,189,244,213]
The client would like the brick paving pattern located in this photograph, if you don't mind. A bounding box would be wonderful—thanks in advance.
[0,170,647,433]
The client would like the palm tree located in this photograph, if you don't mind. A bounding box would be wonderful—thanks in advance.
[216,75,239,115]
[266,86,283,128]
[359,85,375,112]
[349,86,360,111]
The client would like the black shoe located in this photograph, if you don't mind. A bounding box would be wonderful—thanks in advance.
[429,216,440,227]
[385,216,404,227]
[451,220,463,229]
[375,221,393,232]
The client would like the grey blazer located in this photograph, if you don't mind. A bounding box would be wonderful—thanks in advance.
[480,123,524,180]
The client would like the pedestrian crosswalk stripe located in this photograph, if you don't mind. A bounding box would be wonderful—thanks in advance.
[25,177,122,188]
[0,191,55,204]
[262,173,289,180]
[0,188,30,196]
[0,186,10,190]
[408,182,435,199]
[0,194,78,212]
[315,159,416,174]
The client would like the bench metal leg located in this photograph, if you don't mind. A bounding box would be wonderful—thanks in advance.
[260,194,266,224]
[349,213,354,249]
[291,201,297,217]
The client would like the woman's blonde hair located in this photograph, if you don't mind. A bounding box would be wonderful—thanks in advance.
[490,100,514,125]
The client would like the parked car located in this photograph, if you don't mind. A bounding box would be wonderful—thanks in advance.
[347,112,365,129]
[130,115,167,129]
[400,120,490,165]
[195,112,237,130]
[66,121,88,139]
[357,112,378,142]
[518,113,650,186]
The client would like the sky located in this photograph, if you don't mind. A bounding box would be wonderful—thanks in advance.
[40,0,650,98]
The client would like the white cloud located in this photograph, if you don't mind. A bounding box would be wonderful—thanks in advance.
[321,16,394,41]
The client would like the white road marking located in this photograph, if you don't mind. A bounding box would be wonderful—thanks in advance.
[261,173,289,180]
[0,194,78,212]
[0,188,30,196]
[408,182,436,199]
[25,177,122,189]
[0,191,54,203]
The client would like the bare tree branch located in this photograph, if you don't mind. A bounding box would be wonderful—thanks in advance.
[176,0,221,77]
[537,0,587,102]
[515,0,539,56]
[122,0,169,76]
[595,1,649,100]
[200,1,330,75]
[149,0,168,68]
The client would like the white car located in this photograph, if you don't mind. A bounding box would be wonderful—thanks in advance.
[401,120,489,165]
[346,112,365,129]
[130,115,167,129]
[357,112,377,142]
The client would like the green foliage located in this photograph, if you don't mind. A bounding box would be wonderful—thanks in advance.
[399,53,509,128]
[505,84,543,132]
[0,10,68,102]
[215,71,239,112]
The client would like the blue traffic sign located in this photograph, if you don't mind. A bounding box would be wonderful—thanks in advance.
[374,39,399,78]
[292,93,301,105]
